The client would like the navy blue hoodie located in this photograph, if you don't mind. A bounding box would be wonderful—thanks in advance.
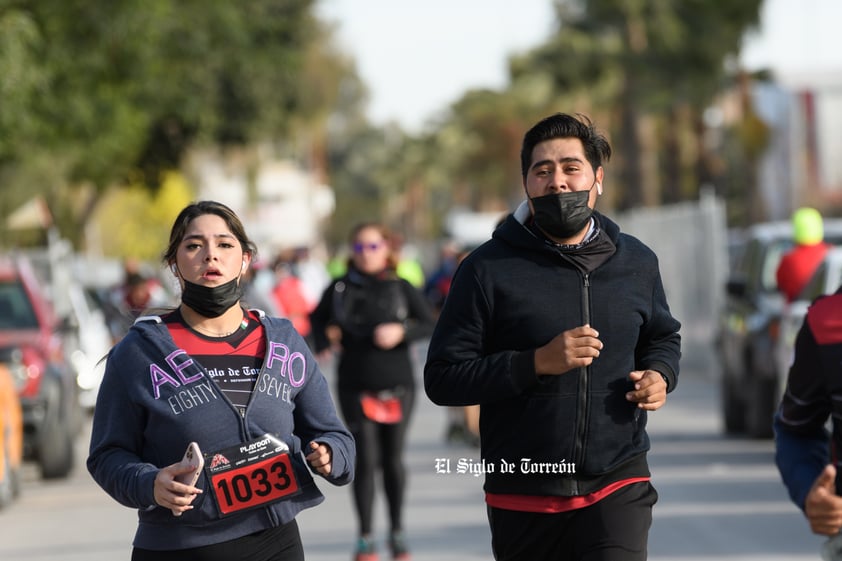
[87,311,354,550]
[424,203,681,496]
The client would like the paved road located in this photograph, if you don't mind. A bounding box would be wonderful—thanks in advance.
[0,362,828,560]
[645,372,825,561]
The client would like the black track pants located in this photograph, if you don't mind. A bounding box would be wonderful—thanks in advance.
[488,481,658,561]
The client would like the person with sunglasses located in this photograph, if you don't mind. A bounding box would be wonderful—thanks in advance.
[310,222,436,561]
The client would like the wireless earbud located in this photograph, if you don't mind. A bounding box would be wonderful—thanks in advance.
[596,183,603,196]
[241,261,246,271]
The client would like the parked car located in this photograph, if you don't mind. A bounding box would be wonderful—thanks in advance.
[64,284,114,411]
[716,219,842,438]
[0,254,81,479]
[0,362,23,508]
[21,250,122,411]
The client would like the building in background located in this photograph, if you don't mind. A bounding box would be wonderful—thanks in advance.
[189,150,335,261]
[726,73,842,223]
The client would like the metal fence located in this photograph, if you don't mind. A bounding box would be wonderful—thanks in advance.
[617,190,728,378]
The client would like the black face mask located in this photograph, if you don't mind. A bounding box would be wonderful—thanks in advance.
[181,277,242,318]
[530,184,596,240]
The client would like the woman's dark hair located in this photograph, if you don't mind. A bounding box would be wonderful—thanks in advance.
[162,200,258,266]
[520,113,612,178]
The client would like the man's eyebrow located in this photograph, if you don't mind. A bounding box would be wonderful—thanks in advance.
[530,156,584,170]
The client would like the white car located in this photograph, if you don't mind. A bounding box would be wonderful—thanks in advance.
[64,284,113,410]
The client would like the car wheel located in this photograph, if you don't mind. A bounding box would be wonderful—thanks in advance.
[721,373,746,435]
[37,379,75,480]
[746,376,777,439]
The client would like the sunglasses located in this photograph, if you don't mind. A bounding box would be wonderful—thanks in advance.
[353,241,385,254]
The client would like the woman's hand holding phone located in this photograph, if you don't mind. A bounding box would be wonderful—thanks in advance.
[154,442,204,516]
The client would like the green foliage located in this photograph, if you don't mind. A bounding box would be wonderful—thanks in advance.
[0,0,319,189]
[92,172,194,260]
[324,0,765,240]
[0,0,357,255]
[0,9,44,162]
[0,0,771,251]
[325,124,403,245]
[501,0,763,209]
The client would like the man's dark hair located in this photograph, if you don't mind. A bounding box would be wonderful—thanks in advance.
[520,113,612,178]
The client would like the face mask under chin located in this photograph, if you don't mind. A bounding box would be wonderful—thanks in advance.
[530,188,594,240]
[181,277,242,318]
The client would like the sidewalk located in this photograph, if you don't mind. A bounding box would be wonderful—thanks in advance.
[298,346,493,561]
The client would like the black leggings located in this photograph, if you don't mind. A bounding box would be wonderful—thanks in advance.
[131,518,304,561]
[339,387,415,536]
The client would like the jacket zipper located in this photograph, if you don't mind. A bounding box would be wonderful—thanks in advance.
[571,272,591,494]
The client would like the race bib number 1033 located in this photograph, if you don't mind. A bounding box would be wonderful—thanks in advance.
[205,434,301,516]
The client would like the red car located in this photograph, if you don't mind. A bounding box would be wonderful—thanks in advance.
[0,254,81,479]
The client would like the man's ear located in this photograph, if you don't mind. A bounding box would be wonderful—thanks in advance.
[595,166,605,195]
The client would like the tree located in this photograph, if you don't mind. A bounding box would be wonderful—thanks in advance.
[506,0,762,210]
[90,172,194,262]
[0,0,354,252]
[320,0,766,245]
[0,9,43,163]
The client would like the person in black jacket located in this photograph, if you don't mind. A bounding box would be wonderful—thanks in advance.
[774,289,842,557]
[424,113,681,561]
[310,222,436,561]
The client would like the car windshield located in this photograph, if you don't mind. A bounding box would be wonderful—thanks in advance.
[0,280,39,330]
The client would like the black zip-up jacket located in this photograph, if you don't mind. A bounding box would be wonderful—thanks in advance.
[424,204,681,497]
[310,267,436,392]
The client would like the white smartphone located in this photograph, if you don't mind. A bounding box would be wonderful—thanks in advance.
[174,441,204,487]
[172,441,203,516]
